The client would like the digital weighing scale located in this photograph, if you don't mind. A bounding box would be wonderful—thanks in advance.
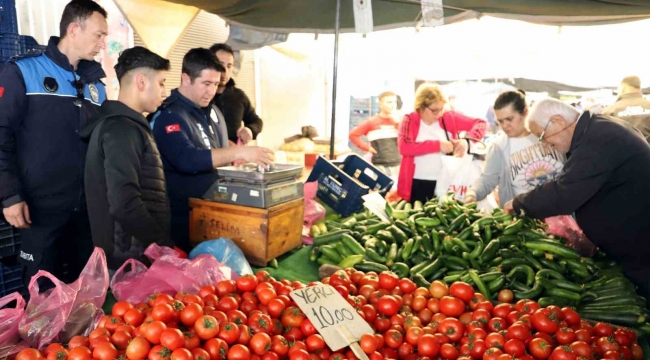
[203,164,304,209]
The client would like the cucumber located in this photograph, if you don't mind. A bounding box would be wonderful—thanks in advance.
[320,245,344,263]
[313,229,351,246]
[388,226,408,243]
[365,248,387,263]
[341,234,366,255]
[317,222,328,234]
[317,256,337,265]
[582,295,644,307]
[413,257,444,278]
[523,240,580,260]
[427,267,448,282]
[538,297,570,308]
[338,254,365,268]
[545,288,581,302]
[354,261,389,273]
[310,225,321,237]
[385,243,398,266]
[333,241,354,258]
[578,312,647,327]
[578,305,648,316]
[376,230,395,243]
[375,240,388,256]
[412,273,431,288]
[395,200,407,210]
[390,262,410,278]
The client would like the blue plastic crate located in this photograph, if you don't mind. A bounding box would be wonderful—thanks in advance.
[0,0,17,34]
[306,154,394,216]
[0,222,21,258]
[0,31,20,63]
[0,262,23,297]
[21,35,46,55]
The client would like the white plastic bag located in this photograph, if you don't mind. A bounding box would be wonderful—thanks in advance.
[435,155,480,201]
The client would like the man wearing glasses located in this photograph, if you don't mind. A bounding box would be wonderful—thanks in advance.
[504,98,650,299]
[0,0,108,288]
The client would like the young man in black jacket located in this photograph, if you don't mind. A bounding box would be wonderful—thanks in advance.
[504,98,650,299]
[209,43,263,145]
[81,47,174,271]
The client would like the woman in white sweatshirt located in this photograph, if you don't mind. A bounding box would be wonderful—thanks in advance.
[465,90,566,206]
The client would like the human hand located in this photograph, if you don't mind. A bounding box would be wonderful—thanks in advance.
[504,200,515,214]
[440,140,454,154]
[369,147,378,155]
[452,139,468,157]
[237,127,254,145]
[464,195,477,204]
[240,146,275,167]
[3,201,31,229]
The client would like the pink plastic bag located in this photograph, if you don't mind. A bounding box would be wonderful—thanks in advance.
[0,292,28,358]
[19,247,109,349]
[110,259,176,304]
[302,182,326,245]
[545,215,597,257]
[111,244,235,302]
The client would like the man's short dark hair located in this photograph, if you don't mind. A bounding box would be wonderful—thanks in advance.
[59,0,108,38]
[182,48,225,82]
[114,46,170,82]
[209,43,234,57]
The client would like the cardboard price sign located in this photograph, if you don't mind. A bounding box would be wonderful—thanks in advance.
[290,284,373,356]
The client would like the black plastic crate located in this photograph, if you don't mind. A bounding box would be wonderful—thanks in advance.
[0,0,17,34]
[307,154,394,216]
[0,221,21,258]
[0,31,20,63]
[0,262,23,297]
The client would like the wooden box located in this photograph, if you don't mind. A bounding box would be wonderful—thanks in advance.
[189,198,304,266]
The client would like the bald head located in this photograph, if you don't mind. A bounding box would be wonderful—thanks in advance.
[619,76,642,96]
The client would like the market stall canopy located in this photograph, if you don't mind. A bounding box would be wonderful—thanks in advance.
[163,0,650,33]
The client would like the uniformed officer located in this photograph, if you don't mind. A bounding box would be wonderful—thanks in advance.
[0,0,108,287]
[151,48,273,252]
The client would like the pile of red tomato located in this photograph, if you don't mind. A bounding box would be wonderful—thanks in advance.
[11,268,647,360]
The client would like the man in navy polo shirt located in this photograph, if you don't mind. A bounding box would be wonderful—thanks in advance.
[151,48,273,252]
[0,0,108,287]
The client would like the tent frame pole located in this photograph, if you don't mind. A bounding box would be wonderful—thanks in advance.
[329,0,341,159]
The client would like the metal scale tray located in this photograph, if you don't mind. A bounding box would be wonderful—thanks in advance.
[203,164,304,208]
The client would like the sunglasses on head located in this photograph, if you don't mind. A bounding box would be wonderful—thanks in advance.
[71,80,84,107]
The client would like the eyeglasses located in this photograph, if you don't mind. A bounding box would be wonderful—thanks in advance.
[71,80,84,107]
[538,119,552,142]
[428,105,443,115]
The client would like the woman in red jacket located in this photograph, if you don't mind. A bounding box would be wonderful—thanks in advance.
[397,84,487,203]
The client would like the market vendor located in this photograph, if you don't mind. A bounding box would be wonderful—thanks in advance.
[603,76,650,142]
[504,98,650,299]
[0,0,108,287]
[151,48,273,252]
[349,91,401,177]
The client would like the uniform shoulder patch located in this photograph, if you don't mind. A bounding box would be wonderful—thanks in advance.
[0,87,4,98]
[165,124,181,134]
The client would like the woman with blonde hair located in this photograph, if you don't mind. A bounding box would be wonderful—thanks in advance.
[397,84,487,203]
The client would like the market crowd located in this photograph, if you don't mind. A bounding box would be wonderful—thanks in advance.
[0,0,649,300]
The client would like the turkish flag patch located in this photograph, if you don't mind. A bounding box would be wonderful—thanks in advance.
[0,87,5,98]
[165,124,181,134]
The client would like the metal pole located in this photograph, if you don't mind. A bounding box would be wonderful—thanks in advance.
[329,0,341,159]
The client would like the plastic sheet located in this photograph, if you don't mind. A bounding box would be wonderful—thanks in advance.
[19,247,109,349]
[0,292,27,358]
[189,239,252,276]
[545,215,597,257]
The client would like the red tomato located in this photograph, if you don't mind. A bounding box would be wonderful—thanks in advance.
[152,304,175,323]
[488,317,507,333]
[437,318,464,342]
[493,304,513,319]
[440,343,459,360]
[398,278,417,294]
[614,329,631,347]
[16,349,44,360]
[528,338,553,359]
[228,344,251,360]
[575,328,593,343]
[110,331,132,350]
[384,329,404,349]
[485,332,505,349]
[504,339,526,357]
[378,271,400,290]
[483,348,504,360]
[281,306,306,328]
[377,295,400,316]
[237,275,259,293]
[449,282,474,303]
[439,296,466,317]
[93,342,118,360]
[194,315,219,340]
[598,336,620,353]
[594,322,614,337]
[67,347,92,360]
[532,308,560,334]
[143,321,167,345]
[218,322,241,345]
[472,309,492,325]
[299,319,318,337]
[570,341,592,358]
[551,346,577,360]
[306,334,325,352]
[556,328,577,345]
[506,323,532,342]
[515,299,540,315]
[416,334,440,357]
[561,307,581,326]
[249,333,272,356]
[359,334,377,354]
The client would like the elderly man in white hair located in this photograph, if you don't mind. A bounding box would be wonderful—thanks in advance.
[504,98,650,299]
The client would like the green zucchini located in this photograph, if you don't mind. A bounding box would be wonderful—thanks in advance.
[313,229,352,246]
[354,261,389,273]
[341,234,366,255]
[390,262,410,278]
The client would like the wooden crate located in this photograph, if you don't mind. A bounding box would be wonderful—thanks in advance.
[189,198,304,267]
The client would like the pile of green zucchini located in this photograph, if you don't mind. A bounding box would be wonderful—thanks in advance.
[308,193,649,329]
